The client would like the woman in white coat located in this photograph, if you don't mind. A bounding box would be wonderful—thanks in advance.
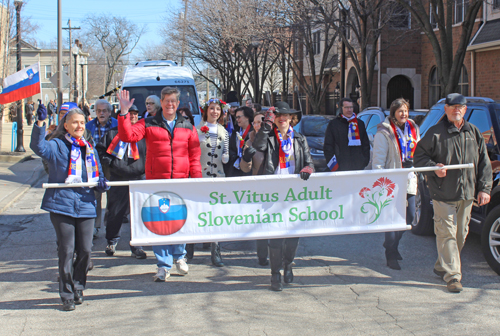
[372,98,420,270]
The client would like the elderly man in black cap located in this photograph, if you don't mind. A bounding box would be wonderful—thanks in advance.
[96,104,148,259]
[414,93,492,293]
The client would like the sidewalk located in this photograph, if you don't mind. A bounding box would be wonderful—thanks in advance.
[0,121,45,214]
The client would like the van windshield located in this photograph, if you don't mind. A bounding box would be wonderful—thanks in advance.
[123,85,200,115]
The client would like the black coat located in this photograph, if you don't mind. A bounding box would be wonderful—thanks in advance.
[96,127,147,181]
[225,125,254,177]
[323,116,370,171]
[253,123,314,175]
[414,118,492,201]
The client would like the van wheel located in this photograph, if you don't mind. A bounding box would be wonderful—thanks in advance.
[481,205,500,275]
[411,175,434,236]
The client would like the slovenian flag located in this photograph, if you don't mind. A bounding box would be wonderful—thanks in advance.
[0,63,41,104]
[327,155,339,172]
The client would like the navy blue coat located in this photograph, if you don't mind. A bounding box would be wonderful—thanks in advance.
[30,124,104,218]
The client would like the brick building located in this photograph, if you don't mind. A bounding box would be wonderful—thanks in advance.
[295,1,500,114]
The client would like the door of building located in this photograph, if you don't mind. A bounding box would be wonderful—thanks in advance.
[387,75,414,109]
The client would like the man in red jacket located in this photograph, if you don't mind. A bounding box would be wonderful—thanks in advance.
[117,86,202,281]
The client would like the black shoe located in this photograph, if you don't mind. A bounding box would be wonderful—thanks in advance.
[74,290,84,305]
[88,259,94,271]
[433,268,446,280]
[62,299,75,311]
[387,259,401,270]
[93,228,99,240]
[270,274,283,291]
[283,264,294,283]
[131,248,147,259]
[396,252,403,261]
[258,257,269,266]
[185,244,194,260]
[211,243,224,267]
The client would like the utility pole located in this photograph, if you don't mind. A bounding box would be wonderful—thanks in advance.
[180,0,188,66]
[63,20,80,101]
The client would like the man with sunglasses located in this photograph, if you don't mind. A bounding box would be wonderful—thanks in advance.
[414,93,492,293]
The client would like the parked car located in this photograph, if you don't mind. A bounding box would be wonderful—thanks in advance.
[412,97,500,275]
[294,115,335,171]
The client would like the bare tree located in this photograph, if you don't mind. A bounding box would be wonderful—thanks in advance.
[395,0,483,96]
[84,13,146,93]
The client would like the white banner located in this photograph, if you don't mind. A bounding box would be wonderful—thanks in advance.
[129,169,410,246]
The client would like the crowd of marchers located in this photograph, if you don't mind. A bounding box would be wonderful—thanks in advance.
[29,88,491,311]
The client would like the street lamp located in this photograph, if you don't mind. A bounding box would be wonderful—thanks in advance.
[79,57,86,105]
[14,0,24,152]
[71,45,79,103]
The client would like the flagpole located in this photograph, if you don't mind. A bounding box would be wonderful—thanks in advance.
[14,0,24,152]
[42,164,474,189]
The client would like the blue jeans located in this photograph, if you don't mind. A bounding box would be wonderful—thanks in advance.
[48,115,53,126]
[153,244,186,270]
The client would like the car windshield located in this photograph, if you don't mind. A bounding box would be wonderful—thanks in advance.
[301,117,330,136]
[122,85,200,115]
[419,107,444,136]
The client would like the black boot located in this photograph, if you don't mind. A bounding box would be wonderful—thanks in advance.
[211,242,224,267]
[269,247,283,291]
[256,240,269,266]
[283,238,299,284]
[185,244,194,260]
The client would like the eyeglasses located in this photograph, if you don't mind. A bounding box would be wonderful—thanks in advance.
[235,115,244,119]
[448,104,465,111]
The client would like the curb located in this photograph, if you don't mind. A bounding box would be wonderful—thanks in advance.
[0,159,47,214]
[0,153,35,163]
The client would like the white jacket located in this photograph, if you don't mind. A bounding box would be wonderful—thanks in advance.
[372,116,420,195]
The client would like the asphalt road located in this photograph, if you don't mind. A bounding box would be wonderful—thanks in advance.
[0,176,499,335]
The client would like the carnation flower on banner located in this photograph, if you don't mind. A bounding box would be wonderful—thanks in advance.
[359,177,397,224]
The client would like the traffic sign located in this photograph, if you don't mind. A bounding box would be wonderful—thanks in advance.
[49,72,71,88]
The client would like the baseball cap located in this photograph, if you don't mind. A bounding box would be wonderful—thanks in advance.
[59,102,78,112]
[445,93,466,105]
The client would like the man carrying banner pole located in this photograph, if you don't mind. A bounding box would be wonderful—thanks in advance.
[117,87,202,282]
[414,93,492,293]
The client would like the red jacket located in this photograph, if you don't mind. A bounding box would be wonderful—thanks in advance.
[118,112,202,180]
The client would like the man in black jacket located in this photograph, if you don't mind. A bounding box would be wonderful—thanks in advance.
[96,105,148,259]
[323,98,370,171]
[414,93,492,293]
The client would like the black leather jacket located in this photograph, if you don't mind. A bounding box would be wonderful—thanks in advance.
[253,123,314,175]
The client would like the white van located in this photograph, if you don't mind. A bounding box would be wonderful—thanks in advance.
[121,60,201,125]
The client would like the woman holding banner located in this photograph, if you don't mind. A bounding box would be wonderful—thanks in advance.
[30,104,108,311]
[186,98,230,266]
[372,98,420,270]
[253,102,314,291]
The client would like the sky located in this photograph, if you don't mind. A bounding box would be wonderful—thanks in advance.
[19,0,181,57]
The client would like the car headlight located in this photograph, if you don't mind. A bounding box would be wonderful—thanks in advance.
[310,148,324,155]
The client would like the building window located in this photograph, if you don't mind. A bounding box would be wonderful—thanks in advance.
[389,4,410,29]
[454,0,469,24]
[429,67,441,106]
[430,3,438,29]
[458,65,469,96]
[45,65,52,79]
[312,31,321,55]
[494,0,500,9]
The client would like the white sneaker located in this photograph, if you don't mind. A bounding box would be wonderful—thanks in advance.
[153,267,170,282]
[175,258,189,275]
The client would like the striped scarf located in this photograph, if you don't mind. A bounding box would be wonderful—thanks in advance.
[106,133,140,160]
[275,126,294,169]
[341,113,361,146]
[65,133,99,184]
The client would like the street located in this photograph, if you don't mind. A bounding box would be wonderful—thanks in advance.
[0,169,499,335]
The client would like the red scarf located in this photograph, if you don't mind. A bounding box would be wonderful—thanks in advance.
[274,127,294,169]
[238,125,251,149]
[341,113,361,146]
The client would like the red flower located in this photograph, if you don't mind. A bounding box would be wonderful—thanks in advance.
[200,125,209,134]
[220,100,226,105]
[372,177,396,196]
[359,187,370,198]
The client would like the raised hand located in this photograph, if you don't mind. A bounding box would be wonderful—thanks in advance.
[116,89,135,114]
